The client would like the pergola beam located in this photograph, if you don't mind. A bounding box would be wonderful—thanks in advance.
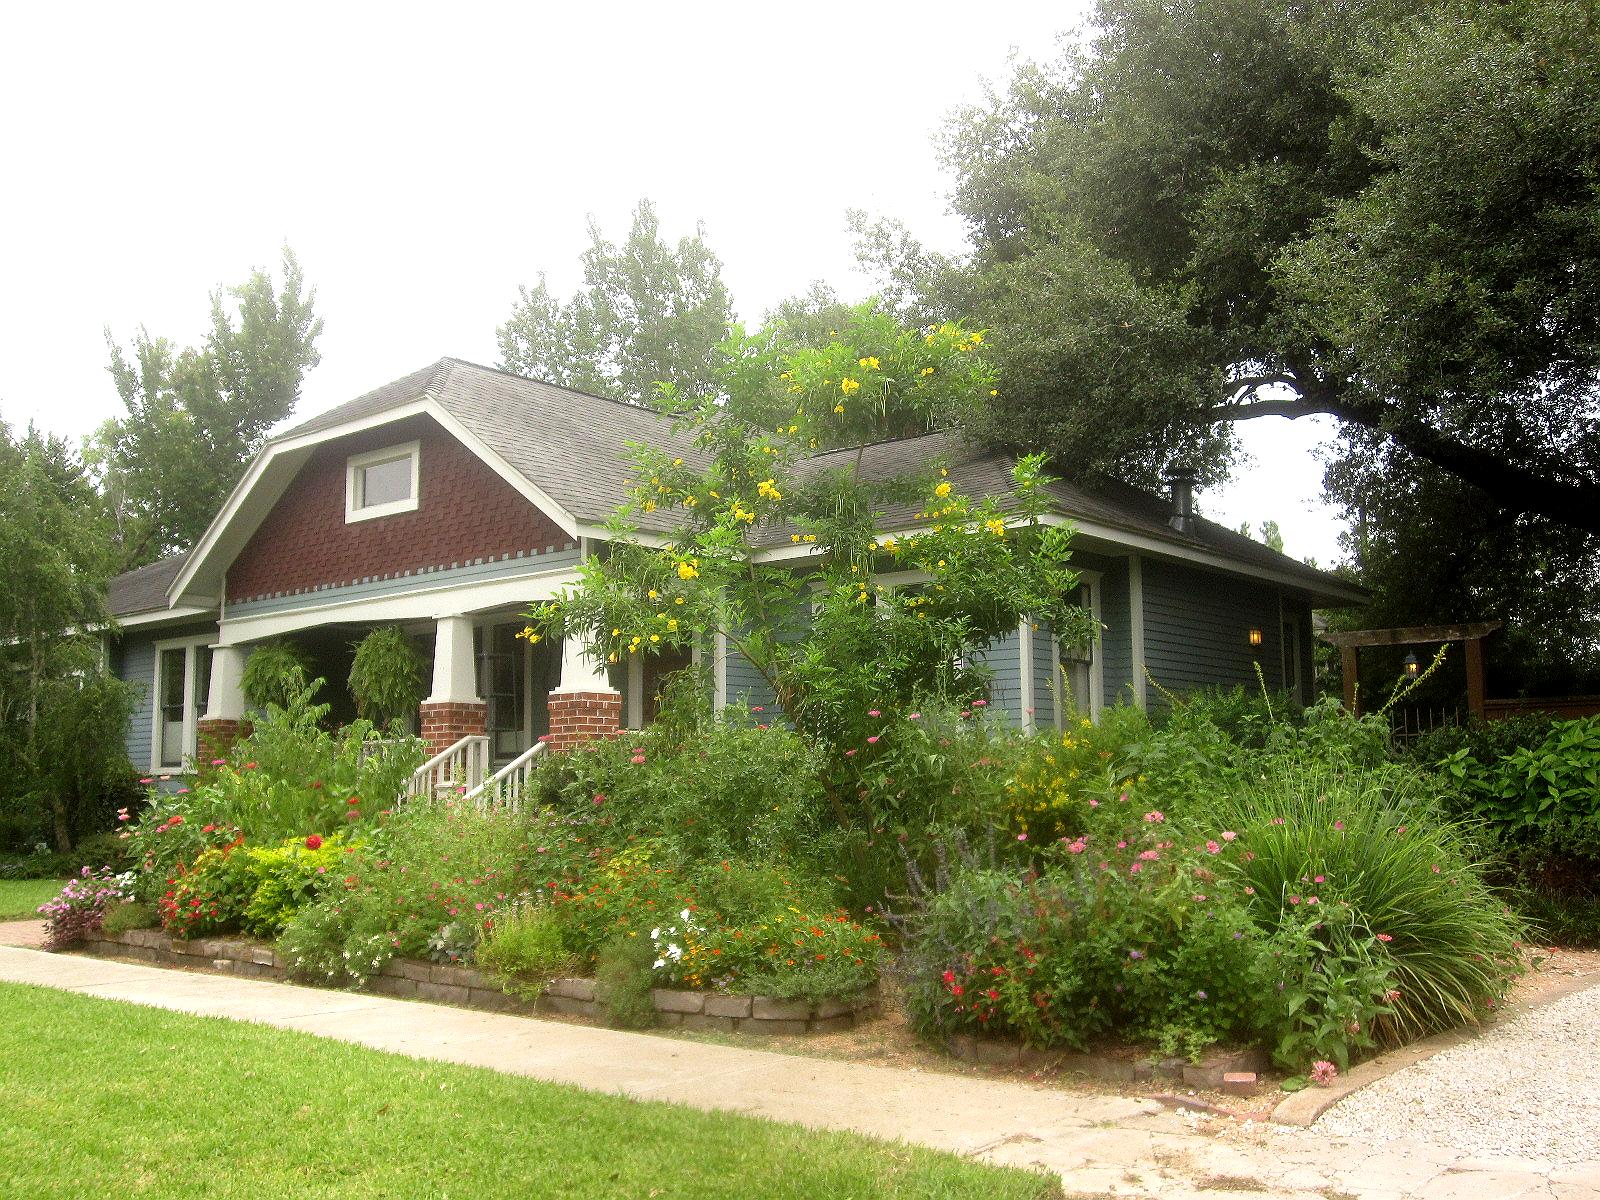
[1319,621,1502,649]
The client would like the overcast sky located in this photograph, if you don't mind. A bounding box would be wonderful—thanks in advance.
[0,1,1348,566]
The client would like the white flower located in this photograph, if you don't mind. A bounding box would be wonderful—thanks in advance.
[653,958,666,970]
[680,908,691,921]
[649,927,660,940]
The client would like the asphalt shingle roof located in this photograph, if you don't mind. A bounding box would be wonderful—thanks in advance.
[112,358,1357,612]
[108,552,190,616]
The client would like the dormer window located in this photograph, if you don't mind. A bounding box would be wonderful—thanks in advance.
[345,441,420,522]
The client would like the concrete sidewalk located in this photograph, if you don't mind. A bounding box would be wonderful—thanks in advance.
[1,945,1594,1199]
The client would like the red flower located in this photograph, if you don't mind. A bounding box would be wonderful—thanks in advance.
[305,835,324,851]
[347,796,361,806]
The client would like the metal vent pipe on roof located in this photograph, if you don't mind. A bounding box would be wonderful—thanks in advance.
[1165,467,1197,534]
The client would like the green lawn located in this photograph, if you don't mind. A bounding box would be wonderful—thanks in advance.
[0,984,1058,1199]
[0,878,63,921]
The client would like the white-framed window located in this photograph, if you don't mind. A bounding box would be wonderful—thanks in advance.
[152,637,214,772]
[345,440,420,523]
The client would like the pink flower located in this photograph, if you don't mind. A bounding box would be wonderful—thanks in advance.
[1016,833,1027,842]
[867,736,879,744]
[973,699,987,707]
[1089,799,1099,808]
[1333,820,1345,831]
[1244,886,1255,895]
[1129,862,1142,874]
[139,777,153,785]
[1138,849,1159,861]
[1431,864,1441,874]
[845,749,857,757]
[1205,840,1220,854]
[752,706,764,713]
[867,709,881,717]
[1271,817,1286,826]
[630,754,646,764]
[1310,1061,1338,1086]
[1143,811,1165,824]
[1376,933,1393,943]
[1193,894,1208,903]
[1065,839,1087,855]
[1289,895,1301,905]
[1221,831,1237,842]
[908,712,921,720]
[210,758,226,766]
[1314,875,1325,884]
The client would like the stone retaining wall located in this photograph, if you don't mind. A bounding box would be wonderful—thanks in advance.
[947,1032,1268,1087]
[79,928,877,1036]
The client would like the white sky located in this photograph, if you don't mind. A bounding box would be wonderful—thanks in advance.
[0,0,1348,566]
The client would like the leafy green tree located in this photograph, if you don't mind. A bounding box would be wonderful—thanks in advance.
[876,0,1599,536]
[90,248,322,567]
[0,423,134,851]
[497,199,734,405]
[523,306,1089,806]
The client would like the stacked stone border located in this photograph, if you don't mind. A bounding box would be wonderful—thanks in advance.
[78,928,878,1036]
[947,1032,1268,1091]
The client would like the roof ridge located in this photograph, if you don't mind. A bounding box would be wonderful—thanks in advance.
[438,356,676,419]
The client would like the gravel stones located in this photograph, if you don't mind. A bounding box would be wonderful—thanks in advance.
[1316,981,1600,1164]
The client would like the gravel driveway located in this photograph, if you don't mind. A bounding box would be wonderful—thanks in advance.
[1316,977,1600,1163]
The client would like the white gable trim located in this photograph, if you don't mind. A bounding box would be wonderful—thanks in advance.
[167,396,581,609]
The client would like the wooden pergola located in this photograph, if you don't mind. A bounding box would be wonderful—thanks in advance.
[1319,622,1502,718]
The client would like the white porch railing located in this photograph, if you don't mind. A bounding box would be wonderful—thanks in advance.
[405,734,491,803]
[462,741,546,810]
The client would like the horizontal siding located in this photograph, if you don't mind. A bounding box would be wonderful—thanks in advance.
[724,646,776,713]
[1093,557,1134,709]
[111,620,218,772]
[1032,620,1059,731]
[973,628,1023,726]
[1141,559,1284,711]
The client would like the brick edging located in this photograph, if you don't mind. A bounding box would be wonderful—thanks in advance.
[77,928,878,1036]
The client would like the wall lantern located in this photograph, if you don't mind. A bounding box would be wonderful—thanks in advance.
[1247,628,1263,648]
[1403,651,1420,678]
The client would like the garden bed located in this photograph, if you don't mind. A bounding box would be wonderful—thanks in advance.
[75,928,879,1035]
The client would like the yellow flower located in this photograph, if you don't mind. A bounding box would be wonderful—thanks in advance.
[650,634,661,643]
[677,562,699,580]
[839,377,860,395]
[675,596,685,605]
[857,356,880,370]
[804,534,817,543]
[642,499,657,513]
[648,590,659,600]
[985,518,1006,537]
[791,534,801,543]
[919,366,934,377]
[667,619,678,632]
[608,652,618,663]
[527,632,542,643]
[673,458,683,466]
[934,481,952,498]
[989,389,998,397]
[833,404,845,415]
[757,479,782,501]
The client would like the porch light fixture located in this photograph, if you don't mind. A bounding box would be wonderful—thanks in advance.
[1247,628,1263,648]
[1403,652,1420,678]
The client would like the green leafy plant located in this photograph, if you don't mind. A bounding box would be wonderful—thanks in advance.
[240,641,316,713]
[594,933,658,1029]
[476,901,572,1000]
[348,628,427,726]
[242,834,359,936]
[100,899,156,934]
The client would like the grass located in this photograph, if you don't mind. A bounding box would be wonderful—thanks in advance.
[0,878,63,921]
[0,983,1059,1199]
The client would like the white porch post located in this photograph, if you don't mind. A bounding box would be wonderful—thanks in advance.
[426,614,482,704]
[553,633,614,695]
[203,645,248,721]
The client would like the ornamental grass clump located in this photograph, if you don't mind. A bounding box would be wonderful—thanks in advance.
[1217,764,1524,1051]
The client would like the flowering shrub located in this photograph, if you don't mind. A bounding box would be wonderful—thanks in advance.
[999,710,1144,843]
[158,844,255,939]
[37,866,135,949]
[120,793,242,904]
[242,834,360,936]
[896,825,1269,1055]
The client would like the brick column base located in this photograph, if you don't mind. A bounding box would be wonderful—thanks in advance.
[197,718,249,768]
[420,701,487,757]
[546,690,623,751]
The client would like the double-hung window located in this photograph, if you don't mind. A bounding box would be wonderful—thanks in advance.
[152,638,213,772]
[345,441,420,522]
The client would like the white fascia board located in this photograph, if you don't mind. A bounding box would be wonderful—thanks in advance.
[217,568,581,646]
[168,396,586,609]
[573,523,671,549]
[1037,514,1366,604]
[114,605,218,630]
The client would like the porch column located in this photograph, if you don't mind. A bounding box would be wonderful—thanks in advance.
[198,644,249,765]
[420,615,486,756]
[546,633,622,751]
